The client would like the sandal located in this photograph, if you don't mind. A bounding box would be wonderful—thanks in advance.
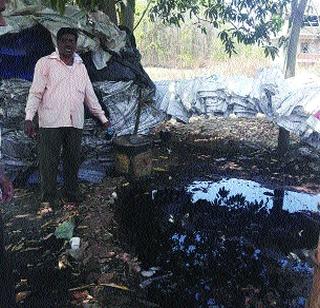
[37,202,53,217]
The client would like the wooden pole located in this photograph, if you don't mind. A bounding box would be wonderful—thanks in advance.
[133,87,142,135]
[307,235,320,307]
[277,128,290,156]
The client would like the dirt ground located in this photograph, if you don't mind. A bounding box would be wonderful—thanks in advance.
[2,116,320,307]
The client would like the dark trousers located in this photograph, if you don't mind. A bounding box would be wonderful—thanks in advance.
[39,127,82,203]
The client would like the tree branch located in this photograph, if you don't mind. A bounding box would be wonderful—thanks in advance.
[133,0,153,31]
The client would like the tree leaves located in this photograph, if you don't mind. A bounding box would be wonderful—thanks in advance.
[150,0,291,58]
[47,0,292,59]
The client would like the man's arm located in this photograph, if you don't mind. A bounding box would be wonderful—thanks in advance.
[25,58,48,137]
[25,58,47,121]
[84,70,109,127]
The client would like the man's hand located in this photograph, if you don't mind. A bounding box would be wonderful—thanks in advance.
[0,175,13,202]
[24,120,36,138]
[102,120,110,129]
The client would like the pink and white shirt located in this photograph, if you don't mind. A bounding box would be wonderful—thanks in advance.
[25,51,108,129]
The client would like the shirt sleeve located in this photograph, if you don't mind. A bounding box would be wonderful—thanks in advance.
[83,68,108,124]
[25,58,48,121]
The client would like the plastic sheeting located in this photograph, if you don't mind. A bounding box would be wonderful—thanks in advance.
[1,4,126,63]
[0,78,164,183]
[0,5,155,87]
[154,68,320,149]
[1,67,320,183]
[0,24,55,80]
[95,81,164,136]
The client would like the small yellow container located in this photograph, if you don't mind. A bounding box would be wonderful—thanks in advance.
[113,134,153,179]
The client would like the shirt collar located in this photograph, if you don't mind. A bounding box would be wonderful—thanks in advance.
[49,49,83,63]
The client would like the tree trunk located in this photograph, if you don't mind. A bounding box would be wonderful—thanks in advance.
[119,0,135,31]
[293,2,320,305]
[283,0,307,78]
[278,0,308,155]
[98,0,117,24]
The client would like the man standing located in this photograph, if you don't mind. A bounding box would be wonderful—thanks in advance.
[25,27,109,211]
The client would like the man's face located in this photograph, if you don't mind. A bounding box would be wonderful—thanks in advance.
[57,33,77,58]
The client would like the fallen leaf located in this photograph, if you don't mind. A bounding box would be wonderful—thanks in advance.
[71,290,90,302]
[16,291,31,303]
[153,167,167,172]
[99,283,129,291]
[159,156,169,160]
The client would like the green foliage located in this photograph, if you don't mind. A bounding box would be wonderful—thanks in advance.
[48,0,291,60]
[149,0,291,58]
[134,7,268,69]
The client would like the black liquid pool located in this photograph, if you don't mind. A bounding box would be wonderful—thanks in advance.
[118,178,320,308]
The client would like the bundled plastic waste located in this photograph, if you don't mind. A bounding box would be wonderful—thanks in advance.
[155,68,320,149]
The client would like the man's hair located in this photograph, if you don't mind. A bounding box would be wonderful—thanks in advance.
[57,27,78,42]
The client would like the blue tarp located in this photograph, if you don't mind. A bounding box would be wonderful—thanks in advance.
[0,25,54,80]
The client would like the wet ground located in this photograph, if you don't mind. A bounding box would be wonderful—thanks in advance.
[1,116,320,307]
[2,191,83,307]
[117,178,320,307]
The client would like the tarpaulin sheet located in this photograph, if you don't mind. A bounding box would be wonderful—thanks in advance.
[1,4,126,54]
[0,25,54,80]
[0,4,154,87]
[1,67,320,183]
[0,78,164,183]
[154,68,320,149]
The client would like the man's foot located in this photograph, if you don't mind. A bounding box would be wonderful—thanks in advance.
[37,202,53,217]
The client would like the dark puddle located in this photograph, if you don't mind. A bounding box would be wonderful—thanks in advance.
[187,178,320,213]
[117,178,320,307]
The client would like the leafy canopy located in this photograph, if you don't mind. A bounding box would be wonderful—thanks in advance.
[149,0,291,58]
[49,0,290,59]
